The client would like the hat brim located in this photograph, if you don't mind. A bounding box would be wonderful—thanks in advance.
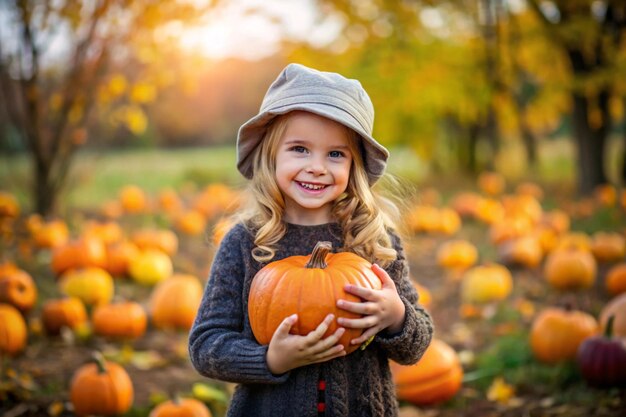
[237,104,389,185]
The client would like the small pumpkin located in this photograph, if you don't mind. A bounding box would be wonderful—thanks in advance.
[391,339,463,405]
[543,246,597,290]
[591,232,626,263]
[436,239,478,271]
[530,306,598,364]
[59,267,114,306]
[149,397,212,417]
[0,191,20,218]
[0,267,37,312]
[132,228,178,256]
[174,210,207,236]
[32,219,69,248]
[93,301,147,339]
[577,316,626,387]
[0,303,27,355]
[477,171,505,196]
[150,274,203,330]
[248,241,381,354]
[605,263,626,296]
[497,235,543,268]
[129,249,174,286]
[70,352,134,416]
[51,236,107,276]
[119,184,148,213]
[105,240,140,277]
[461,263,513,304]
[599,293,626,338]
[41,297,88,335]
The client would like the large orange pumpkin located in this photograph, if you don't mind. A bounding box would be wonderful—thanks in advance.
[391,339,463,405]
[149,397,212,417]
[70,352,134,416]
[0,267,37,312]
[530,307,598,363]
[0,303,27,356]
[248,241,381,354]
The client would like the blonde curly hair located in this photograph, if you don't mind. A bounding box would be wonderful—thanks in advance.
[237,112,402,266]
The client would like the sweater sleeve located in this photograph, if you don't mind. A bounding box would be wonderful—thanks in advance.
[373,230,434,365]
[188,224,290,384]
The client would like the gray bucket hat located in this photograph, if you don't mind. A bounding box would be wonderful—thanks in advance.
[236,63,389,184]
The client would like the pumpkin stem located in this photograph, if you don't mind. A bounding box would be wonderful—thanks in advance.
[305,241,332,269]
[92,351,108,374]
[605,315,615,339]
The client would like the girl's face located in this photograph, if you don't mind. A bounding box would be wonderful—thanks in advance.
[275,111,353,225]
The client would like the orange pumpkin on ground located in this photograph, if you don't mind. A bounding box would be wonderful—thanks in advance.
[59,267,114,306]
[599,293,626,338]
[413,282,432,309]
[149,397,212,417]
[150,274,203,330]
[391,339,463,405]
[105,240,140,277]
[174,210,207,236]
[132,229,178,256]
[591,232,626,263]
[461,263,513,304]
[32,219,69,248]
[51,237,107,275]
[41,297,88,335]
[0,191,20,217]
[93,301,147,340]
[119,184,148,213]
[605,263,626,296]
[0,267,37,312]
[70,352,134,416]
[0,303,27,355]
[543,246,597,290]
[497,235,543,268]
[477,171,506,196]
[530,306,598,364]
[129,249,174,286]
[248,241,381,354]
[436,239,478,271]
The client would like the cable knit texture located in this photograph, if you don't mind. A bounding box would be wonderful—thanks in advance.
[188,222,433,417]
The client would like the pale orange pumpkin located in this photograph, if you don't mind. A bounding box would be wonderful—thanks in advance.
[391,339,463,405]
[59,267,114,306]
[0,191,20,218]
[477,171,506,196]
[450,192,483,218]
[150,274,203,330]
[544,246,597,290]
[105,240,140,277]
[93,301,147,339]
[591,232,626,263]
[70,352,134,416]
[119,184,148,213]
[436,239,478,271]
[248,241,381,354]
[0,267,37,312]
[174,210,207,236]
[41,297,88,335]
[149,397,212,417]
[497,235,543,268]
[132,228,178,256]
[530,306,598,363]
[129,249,173,286]
[83,221,123,245]
[0,303,27,355]
[32,219,69,248]
[461,263,513,304]
[599,293,626,338]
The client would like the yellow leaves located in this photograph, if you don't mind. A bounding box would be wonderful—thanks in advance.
[130,82,157,104]
[108,74,128,98]
[109,105,149,135]
[486,377,515,404]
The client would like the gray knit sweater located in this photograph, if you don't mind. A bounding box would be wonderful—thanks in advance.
[188,222,433,417]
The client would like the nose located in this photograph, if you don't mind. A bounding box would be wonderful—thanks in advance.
[305,158,327,175]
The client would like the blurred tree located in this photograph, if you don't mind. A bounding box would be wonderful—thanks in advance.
[525,0,626,193]
[0,0,210,215]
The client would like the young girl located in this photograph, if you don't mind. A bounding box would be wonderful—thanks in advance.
[188,63,433,417]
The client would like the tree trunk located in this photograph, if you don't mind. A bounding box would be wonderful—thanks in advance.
[520,123,538,167]
[571,92,609,195]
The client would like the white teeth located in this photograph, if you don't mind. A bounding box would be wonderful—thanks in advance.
[299,182,326,190]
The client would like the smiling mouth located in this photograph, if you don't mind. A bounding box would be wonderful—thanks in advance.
[297,181,328,191]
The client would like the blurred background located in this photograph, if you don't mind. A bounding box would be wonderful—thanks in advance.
[1,1,626,417]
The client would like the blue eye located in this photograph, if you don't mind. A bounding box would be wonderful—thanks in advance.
[329,150,345,158]
[291,146,308,153]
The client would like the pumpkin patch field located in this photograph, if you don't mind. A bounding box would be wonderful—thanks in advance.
[1,158,626,416]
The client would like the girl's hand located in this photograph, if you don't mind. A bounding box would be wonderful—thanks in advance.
[336,263,406,346]
[266,313,346,375]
